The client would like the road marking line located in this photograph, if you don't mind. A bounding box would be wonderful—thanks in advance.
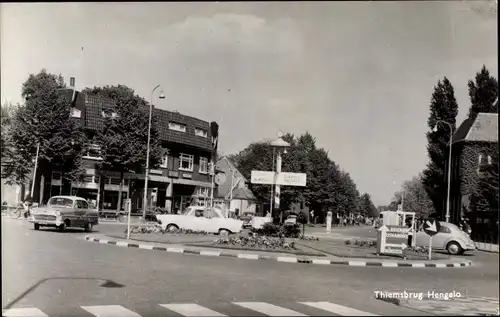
[160,303,227,316]
[348,261,366,266]
[233,302,307,316]
[99,239,109,244]
[435,263,446,268]
[381,262,398,267]
[167,247,184,253]
[312,259,331,265]
[2,307,49,317]
[81,305,142,317]
[300,301,378,316]
[200,250,220,256]
[453,263,461,267]
[277,257,298,263]
[139,244,154,250]
[237,254,259,259]
[116,241,128,247]
[412,263,425,268]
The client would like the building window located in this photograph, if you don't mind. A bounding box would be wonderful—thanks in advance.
[94,176,100,184]
[179,153,194,171]
[70,108,81,118]
[83,175,93,183]
[161,149,169,168]
[169,122,186,132]
[52,172,62,181]
[84,144,102,160]
[195,128,208,138]
[109,178,122,185]
[199,157,209,174]
[197,187,210,197]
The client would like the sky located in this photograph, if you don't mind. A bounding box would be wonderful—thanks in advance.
[1,1,497,206]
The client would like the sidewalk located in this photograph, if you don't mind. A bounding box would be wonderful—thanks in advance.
[475,242,499,253]
[84,233,473,268]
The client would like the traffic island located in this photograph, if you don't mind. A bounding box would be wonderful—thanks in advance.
[83,234,473,268]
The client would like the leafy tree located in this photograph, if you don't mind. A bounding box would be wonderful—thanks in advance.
[359,193,378,217]
[389,173,435,218]
[468,65,498,116]
[2,70,86,199]
[1,102,19,162]
[422,77,459,218]
[84,85,163,211]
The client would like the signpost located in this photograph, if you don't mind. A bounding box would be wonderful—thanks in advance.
[377,225,410,256]
[423,218,441,260]
[125,198,132,240]
[251,170,307,186]
[326,210,332,233]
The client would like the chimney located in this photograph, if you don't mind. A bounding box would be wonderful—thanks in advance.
[70,77,75,88]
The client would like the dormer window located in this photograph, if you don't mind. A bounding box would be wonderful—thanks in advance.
[70,108,81,118]
[102,111,118,118]
[195,128,208,138]
[169,122,186,132]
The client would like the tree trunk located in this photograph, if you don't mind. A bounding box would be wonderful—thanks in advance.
[59,173,63,195]
[117,170,124,212]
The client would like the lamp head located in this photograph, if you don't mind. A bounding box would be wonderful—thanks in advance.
[432,125,438,132]
[159,90,166,99]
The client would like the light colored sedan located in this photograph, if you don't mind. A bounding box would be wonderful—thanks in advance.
[29,196,99,232]
[156,206,243,235]
[415,221,476,255]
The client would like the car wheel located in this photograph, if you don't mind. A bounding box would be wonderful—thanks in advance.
[34,223,40,231]
[166,224,178,232]
[219,229,231,236]
[59,222,67,232]
[447,241,463,255]
[84,222,93,233]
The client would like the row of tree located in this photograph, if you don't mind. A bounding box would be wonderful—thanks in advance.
[387,65,498,220]
[1,69,164,210]
[228,132,378,221]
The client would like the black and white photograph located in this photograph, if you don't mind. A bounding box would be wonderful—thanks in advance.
[1,1,498,316]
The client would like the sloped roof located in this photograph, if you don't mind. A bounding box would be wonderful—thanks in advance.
[452,112,498,145]
[231,187,257,201]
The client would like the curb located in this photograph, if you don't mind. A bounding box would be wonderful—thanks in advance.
[84,236,473,268]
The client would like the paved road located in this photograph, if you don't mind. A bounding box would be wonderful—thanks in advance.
[2,218,498,316]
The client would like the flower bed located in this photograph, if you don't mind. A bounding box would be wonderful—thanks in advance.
[124,224,209,236]
[250,222,301,238]
[213,235,296,250]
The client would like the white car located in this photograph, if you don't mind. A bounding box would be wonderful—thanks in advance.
[415,221,476,255]
[156,206,243,235]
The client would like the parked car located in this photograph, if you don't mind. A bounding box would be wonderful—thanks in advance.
[415,221,476,255]
[29,196,99,232]
[156,206,243,235]
[284,214,298,226]
[240,212,255,229]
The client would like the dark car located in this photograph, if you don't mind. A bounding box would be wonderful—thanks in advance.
[240,212,254,228]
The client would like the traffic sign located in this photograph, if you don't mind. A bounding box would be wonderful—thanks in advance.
[251,170,307,186]
[423,218,441,236]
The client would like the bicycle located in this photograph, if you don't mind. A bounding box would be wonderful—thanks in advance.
[9,207,23,219]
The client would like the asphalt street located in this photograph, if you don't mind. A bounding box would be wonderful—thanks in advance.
[2,218,498,316]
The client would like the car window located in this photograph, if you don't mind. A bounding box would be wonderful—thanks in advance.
[48,197,73,208]
[194,210,203,217]
[207,209,220,218]
[439,226,451,234]
[78,200,89,209]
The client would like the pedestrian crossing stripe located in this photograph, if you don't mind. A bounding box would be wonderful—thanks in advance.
[2,301,379,316]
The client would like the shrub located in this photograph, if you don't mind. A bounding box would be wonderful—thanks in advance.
[251,223,301,238]
[344,238,377,248]
[299,235,319,241]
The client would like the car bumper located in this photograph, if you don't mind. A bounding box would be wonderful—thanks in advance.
[29,218,62,227]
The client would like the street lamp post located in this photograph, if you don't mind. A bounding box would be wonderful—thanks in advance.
[433,120,453,223]
[270,133,290,223]
[143,85,165,219]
